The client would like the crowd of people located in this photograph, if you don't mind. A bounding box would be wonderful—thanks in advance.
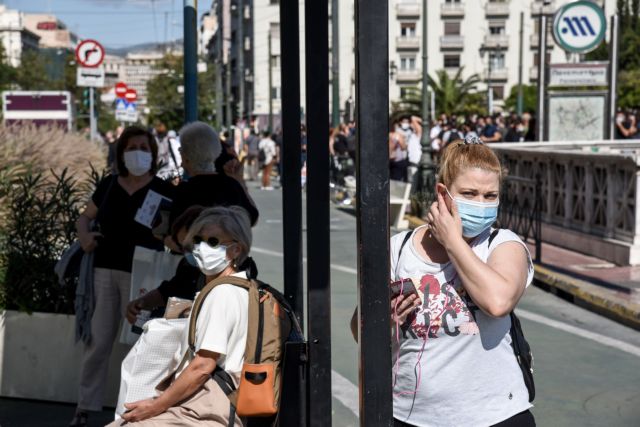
[67,116,536,427]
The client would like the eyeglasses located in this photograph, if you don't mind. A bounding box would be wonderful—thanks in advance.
[193,235,236,248]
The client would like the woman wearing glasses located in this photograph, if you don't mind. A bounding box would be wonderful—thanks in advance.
[109,206,252,426]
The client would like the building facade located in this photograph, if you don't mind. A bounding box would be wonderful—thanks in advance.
[23,14,77,50]
[207,0,617,125]
[0,5,40,67]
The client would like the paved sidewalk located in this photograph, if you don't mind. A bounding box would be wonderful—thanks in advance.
[406,216,640,330]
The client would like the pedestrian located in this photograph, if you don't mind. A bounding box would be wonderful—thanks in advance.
[389,119,409,182]
[70,126,176,427]
[167,122,259,251]
[350,136,535,427]
[108,206,253,427]
[244,129,260,181]
[615,111,637,140]
[258,130,278,190]
[156,129,182,182]
[105,130,118,173]
[480,115,502,143]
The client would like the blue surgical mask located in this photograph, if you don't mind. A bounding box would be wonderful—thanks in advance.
[446,189,499,237]
[184,252,198,267]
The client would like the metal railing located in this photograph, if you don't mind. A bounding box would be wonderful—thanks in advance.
[496,175,542,262]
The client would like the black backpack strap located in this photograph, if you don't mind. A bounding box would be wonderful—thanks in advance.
[212,366,237,427]
[398,230,413,259]
[488,228,500,248]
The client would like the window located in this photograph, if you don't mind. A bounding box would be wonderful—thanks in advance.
[444,21,460,36]
[489,24,505,35]
[489,52,505,69]
[270,55,280,68]
[271,87,281,99]
[491,86,505,100]
[445,0,461,3]
[400,56,416,70]
[444,54,460,68]
[533,52,551,66]
[401,23,416,38]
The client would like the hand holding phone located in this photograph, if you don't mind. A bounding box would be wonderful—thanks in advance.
[390,278,419,299]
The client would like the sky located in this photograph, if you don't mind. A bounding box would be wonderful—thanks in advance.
[5,0,211,49]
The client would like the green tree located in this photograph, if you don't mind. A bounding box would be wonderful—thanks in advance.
[618,70,640,110]
[504,85,538,113]
[427,68,485,116]
[147,54,217,130]
[0,43,16,92]
[14,50,54,90]
[390,86,422,122]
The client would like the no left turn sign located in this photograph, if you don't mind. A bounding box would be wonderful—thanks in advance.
[75,39,105,68]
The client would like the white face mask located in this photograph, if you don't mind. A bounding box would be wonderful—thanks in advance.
[191,242,232,276]
[123,150,152,176]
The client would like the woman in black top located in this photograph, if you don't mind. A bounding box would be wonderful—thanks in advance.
[167,122,259,247]
[70,127,175,427]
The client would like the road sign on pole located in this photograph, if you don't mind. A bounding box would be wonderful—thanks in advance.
[552,1,606,54]
[76,67,105,87]
[75,39,105,68]
[124,88,137,103]
[115,82,128,98]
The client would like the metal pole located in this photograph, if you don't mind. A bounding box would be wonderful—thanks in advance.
[331,0,340,126]
[280,0,303,327]
[420,0,430,147]
[226,43,233,129]
[237,0,245,122]
[184,0,198,123]
[305,0,331,424]
[268,30,273,132]
[89,87,97,140]
[355,0,392,424]
[487,49,492,114]
[215,0,224,128]
[517,11,524,116]
[608,14,619,140]
[537,12,547,142]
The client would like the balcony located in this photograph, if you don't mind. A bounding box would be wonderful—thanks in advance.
[441,2,465,17]
[396,2,420,18]
[484,67,509,81]
[440,35,464,50]
[396,69,422,82]
[396,36,420,50]
[531,0,556,16]
[483,34,509,49]
[485,1,510,17]
[530,33,555,48]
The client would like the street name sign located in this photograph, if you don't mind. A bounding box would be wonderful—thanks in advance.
[549,62,608,87]
[76,67,105,87]
[553,1,606,54]
[75,39,105,68]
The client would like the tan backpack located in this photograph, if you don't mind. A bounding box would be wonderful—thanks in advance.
[188,275,294,419]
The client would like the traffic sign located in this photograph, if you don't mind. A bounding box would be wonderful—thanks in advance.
[115,82,128,98]
[76,66,105,87]
[124,88,137,103]
[75,39,105,68]
[553,1,606,54]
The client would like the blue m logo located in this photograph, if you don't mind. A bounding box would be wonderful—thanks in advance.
[561,16,597,37]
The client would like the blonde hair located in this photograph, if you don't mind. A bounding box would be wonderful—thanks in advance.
[184,206,252,265]
[437,141,504,187]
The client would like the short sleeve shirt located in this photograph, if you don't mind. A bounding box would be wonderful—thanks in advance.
[390,226,534,427]
[92,176,175,273]
[186,272,249,373]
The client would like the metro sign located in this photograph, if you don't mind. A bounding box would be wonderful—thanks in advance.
[553,1,606,54]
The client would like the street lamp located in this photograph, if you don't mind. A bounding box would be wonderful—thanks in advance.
[417,0,435,208]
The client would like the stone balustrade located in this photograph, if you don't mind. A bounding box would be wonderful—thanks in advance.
[491,140,640,265]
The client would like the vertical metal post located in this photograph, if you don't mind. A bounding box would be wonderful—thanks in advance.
[355,0,392,424]
[89,87,97,140]
[305,0,331,425]
[280,0,303,325]
[420,0,430,146]
[215,0,224,128]
[268,30,273,131]
[237,0,245,121]
[487,50,492,114]
[537,12,547,142]
[226,43,233,128]
[331,0,340,126]
[608,14,619,141]
[184,0,198,123]
[517,11,524,116]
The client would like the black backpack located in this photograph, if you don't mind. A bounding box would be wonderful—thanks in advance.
[397,229,535,402]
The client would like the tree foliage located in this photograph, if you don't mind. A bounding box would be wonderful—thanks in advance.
[504,85,538,114]
[146,54,217,130]
[14,50,54,91]
[618,70,640,110]
[427,68,485,116]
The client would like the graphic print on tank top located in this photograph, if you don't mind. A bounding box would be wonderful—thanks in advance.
[403,273,480,340]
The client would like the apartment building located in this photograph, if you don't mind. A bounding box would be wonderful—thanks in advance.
[0,5,40,67]
[23,14,77,50]
[209,0,617,123]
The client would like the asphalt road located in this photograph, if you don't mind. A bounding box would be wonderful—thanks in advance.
[2,183,639,427]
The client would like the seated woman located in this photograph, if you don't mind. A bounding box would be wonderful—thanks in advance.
[110,206,252,426]
[125,205,205,324]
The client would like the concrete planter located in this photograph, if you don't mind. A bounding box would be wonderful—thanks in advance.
[0,310,130,407]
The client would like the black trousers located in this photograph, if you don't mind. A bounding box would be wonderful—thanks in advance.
[394,410,536,427]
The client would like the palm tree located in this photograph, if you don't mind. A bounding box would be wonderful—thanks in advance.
[427,68,485,116]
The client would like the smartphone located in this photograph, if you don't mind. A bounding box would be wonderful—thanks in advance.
[389,278,418,299]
